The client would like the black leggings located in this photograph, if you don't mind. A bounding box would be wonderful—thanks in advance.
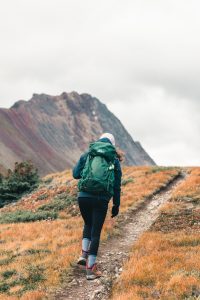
[78,196,108,256]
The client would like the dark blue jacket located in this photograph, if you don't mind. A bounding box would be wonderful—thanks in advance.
[72,138,122,207]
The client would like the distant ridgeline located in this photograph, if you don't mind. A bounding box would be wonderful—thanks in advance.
[0,92,156,175]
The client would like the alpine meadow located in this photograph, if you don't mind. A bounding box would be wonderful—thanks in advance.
[1,1,200,299]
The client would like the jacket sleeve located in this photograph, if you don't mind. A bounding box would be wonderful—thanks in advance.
[72,153,88,179]
[113,159,122,207]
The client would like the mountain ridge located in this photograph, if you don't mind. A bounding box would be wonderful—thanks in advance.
[0,92,156,175]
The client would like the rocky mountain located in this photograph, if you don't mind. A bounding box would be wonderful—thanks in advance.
[0,92,156,175]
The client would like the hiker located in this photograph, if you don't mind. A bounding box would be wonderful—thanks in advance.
[72,133,122,280]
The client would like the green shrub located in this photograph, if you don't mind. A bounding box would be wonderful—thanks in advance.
[122,177,134,186]
[0,173,3,184]
[0,283,9,292]
[0,210,58,224]
[0,161,40,208]
[0,266,46,295]
[24,265,46,284]
[55,192,76,203]
[173,239,200,247]
[2,269,17,279]
[147,166,176,174]
[16,265,46,292]
[25,249,51,255]
[37,193,48,200]
[38,197,74,212]
[38,193,76,211]
[0,257,14,266]
[43,177,53,184]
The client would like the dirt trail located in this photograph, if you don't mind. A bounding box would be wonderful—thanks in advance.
[52,172,186,300]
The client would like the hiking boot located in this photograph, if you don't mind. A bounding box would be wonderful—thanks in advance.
[77,256,87,268]
[86,263,102,280]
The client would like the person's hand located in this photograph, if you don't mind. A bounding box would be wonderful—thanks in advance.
[111,205,119,218]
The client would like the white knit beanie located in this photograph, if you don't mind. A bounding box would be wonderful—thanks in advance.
[100,133,115,146]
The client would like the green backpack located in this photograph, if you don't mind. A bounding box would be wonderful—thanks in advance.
[78,141,117,196]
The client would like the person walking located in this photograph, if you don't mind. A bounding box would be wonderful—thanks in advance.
[73,133,122,280]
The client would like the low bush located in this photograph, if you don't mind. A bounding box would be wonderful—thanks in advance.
[0,283,9,292]
[1,269,17,279]
[0,161,40,208]
[0,210,58,224]
[25,249,51,255]
[0,265,46,295]
[38,196,75,212]
[121,177,134,186]
[43,177,53,184]
[37,193,48,201]
[147,166,177,174]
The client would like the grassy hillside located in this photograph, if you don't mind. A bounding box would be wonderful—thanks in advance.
[0,166,180,299]
[111,167,200,300]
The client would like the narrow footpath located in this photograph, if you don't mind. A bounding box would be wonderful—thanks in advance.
[52,172,186,300]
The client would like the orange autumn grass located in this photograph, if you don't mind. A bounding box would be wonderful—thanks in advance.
[0,217,83,297]
[159,167,200,217]
[171,167,200,202]
[112,167,200,300]
[119,166,180,213]
[0,291,47,300]
[111,232,200,300]
[0,166,180,299]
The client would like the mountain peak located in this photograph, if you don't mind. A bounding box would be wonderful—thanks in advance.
[0,91,156,175]
[11,100,27,109]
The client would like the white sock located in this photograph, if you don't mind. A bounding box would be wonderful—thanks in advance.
[82,238,90,258]
[88,255,97,268]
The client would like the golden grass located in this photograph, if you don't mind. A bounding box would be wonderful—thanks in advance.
[112,232,200,300]
[0,217,83,288]
[119,166,180,213]
[172,167,200,202]
[112,167,200,300]
[0,166,180,299]
[159,201,187,214]
[0,291,47,300]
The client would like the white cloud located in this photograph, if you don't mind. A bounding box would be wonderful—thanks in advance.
[107,87,200,166]
[0,0,199,165]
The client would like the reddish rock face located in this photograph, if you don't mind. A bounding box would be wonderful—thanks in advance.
[0,92,156,175]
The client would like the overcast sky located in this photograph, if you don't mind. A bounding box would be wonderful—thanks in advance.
[0,0,199,166]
